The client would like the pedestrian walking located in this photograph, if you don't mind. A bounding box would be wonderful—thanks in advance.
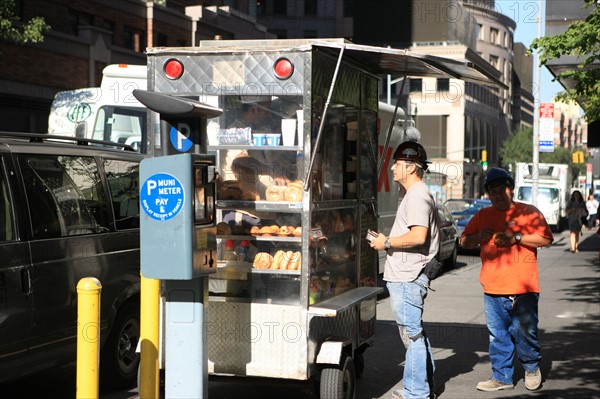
[585,194,598,229]
[566,190,587,252]
[369,141,439,399]
[460,167,553,392]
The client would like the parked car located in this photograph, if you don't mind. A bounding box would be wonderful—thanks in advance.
[0,132,143,388]
[444,199,492,238]
[437,204,459,268]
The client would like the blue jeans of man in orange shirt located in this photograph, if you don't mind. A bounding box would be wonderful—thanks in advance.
[484,293,541,385]
[387,274,435,399]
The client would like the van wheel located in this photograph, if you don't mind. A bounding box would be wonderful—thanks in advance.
[320,356,356,399]
[445,241,458,269]
[101,301,140,389]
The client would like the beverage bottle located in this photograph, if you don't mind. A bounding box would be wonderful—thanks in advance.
[238,240,250,262]
[224,240,237,261]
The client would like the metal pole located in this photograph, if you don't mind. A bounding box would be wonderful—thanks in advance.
[532,0,543,207]
[139,276,160,399]
[76,278,102,399]
[146,1,154,49]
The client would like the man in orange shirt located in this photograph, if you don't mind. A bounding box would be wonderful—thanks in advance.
[461,167,553,392]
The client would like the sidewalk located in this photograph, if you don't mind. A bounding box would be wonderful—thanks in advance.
[359,229,600,399]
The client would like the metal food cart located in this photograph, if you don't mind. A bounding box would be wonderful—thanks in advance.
[144,39,501,398]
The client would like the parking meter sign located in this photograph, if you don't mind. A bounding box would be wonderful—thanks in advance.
[141,173,185,221]
[169,123,194,152]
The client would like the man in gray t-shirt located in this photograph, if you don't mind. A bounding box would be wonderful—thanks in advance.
[369,141,438,399]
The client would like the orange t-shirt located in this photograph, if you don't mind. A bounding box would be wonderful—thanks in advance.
[462,202,553,295]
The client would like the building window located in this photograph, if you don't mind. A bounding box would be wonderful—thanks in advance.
[305,0,317,16]
[477,24,483,40]
[437,78,450,92]
[157,33,168,47]
[409,78,422,93]
[304,30,318,38]
[490,28,499,45]
[123,26,145,52]
[489,55,499,70]
[69,9,93,36]
[273,0,287,15]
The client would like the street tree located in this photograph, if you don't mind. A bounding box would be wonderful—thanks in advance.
[500,127,586,176]
[0,0,49,49]
[530,0,600,123]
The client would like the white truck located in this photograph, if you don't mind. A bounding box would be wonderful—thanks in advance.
[514,162,572,230]
[48,64,147,150]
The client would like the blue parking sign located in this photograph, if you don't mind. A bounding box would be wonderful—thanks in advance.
[141,173,185,221]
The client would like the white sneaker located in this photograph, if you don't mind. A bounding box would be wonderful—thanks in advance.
[525,368,542,390]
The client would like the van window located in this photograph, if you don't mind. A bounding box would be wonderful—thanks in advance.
[93,106,146,151]
[104,160,139,230]
[19,155,109,238]
[0,160,15,241]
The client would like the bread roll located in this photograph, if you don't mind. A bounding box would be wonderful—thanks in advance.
[259,226,278,235]
[289,251,301,270]
[278,226,292,236]
[283,251,294,270]
[242,191,261,201]
[250,226,260,236]
[253,252,273,269]
[272,250,285,270]
[293,226,302,237]
[216,222,232,235]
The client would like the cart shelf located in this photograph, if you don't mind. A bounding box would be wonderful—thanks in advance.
[216,260,301,275]
[217,200,303,212]
[209,145,302,151]
[307,286,383,317]
[217,234,301,243]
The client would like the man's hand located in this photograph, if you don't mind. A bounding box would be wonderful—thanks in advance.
[460,229,493,249]
[493,231,515,247]
[370,233,387,251]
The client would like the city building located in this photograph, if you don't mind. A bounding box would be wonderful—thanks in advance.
[0,0,274,133]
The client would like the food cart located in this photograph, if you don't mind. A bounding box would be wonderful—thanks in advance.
[144,39,500,397]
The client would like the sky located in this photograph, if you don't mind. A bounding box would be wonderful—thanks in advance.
[496,0,565,103]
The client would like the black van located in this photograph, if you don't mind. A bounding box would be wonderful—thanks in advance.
[0,133,143,388]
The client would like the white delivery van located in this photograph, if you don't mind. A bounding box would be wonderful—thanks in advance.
[48,64,147,151]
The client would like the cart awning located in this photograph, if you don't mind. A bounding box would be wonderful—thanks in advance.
[313,41,506,89]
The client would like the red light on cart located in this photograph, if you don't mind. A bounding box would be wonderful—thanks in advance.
[164,59,184,80]
[274,58,294,79]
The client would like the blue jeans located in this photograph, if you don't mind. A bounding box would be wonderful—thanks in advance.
[484,293,541,384]
[387,274,435,399]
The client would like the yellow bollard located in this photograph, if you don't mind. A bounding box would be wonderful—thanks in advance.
[140,276,161,399]
[76,277,102,399]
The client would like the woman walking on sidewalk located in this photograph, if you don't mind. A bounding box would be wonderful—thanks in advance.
[566,190,587,253]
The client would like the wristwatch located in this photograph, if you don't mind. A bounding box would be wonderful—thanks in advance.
[384,238,392,250]
[514,233,522,245]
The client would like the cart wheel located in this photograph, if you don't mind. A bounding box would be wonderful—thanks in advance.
[320,356,356,399]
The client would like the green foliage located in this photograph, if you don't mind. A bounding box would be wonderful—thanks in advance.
[500,127,586,176]
[530,0,600,122]
[0,0,50,45]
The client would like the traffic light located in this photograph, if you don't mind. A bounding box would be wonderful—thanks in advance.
[481,149,488,170]
[572,151,584,163]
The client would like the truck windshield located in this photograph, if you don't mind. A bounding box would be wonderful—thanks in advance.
[92,106,146,151]
[517,186,559,204]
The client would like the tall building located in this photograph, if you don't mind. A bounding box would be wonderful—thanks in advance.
[0,0,274,132]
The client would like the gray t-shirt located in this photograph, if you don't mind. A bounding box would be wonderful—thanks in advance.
[383,181,440,282]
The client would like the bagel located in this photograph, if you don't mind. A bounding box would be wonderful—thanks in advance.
[265,186,286,201]
[284,184,302,202]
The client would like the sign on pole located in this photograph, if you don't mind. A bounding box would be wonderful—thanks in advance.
[539,102,554,153]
